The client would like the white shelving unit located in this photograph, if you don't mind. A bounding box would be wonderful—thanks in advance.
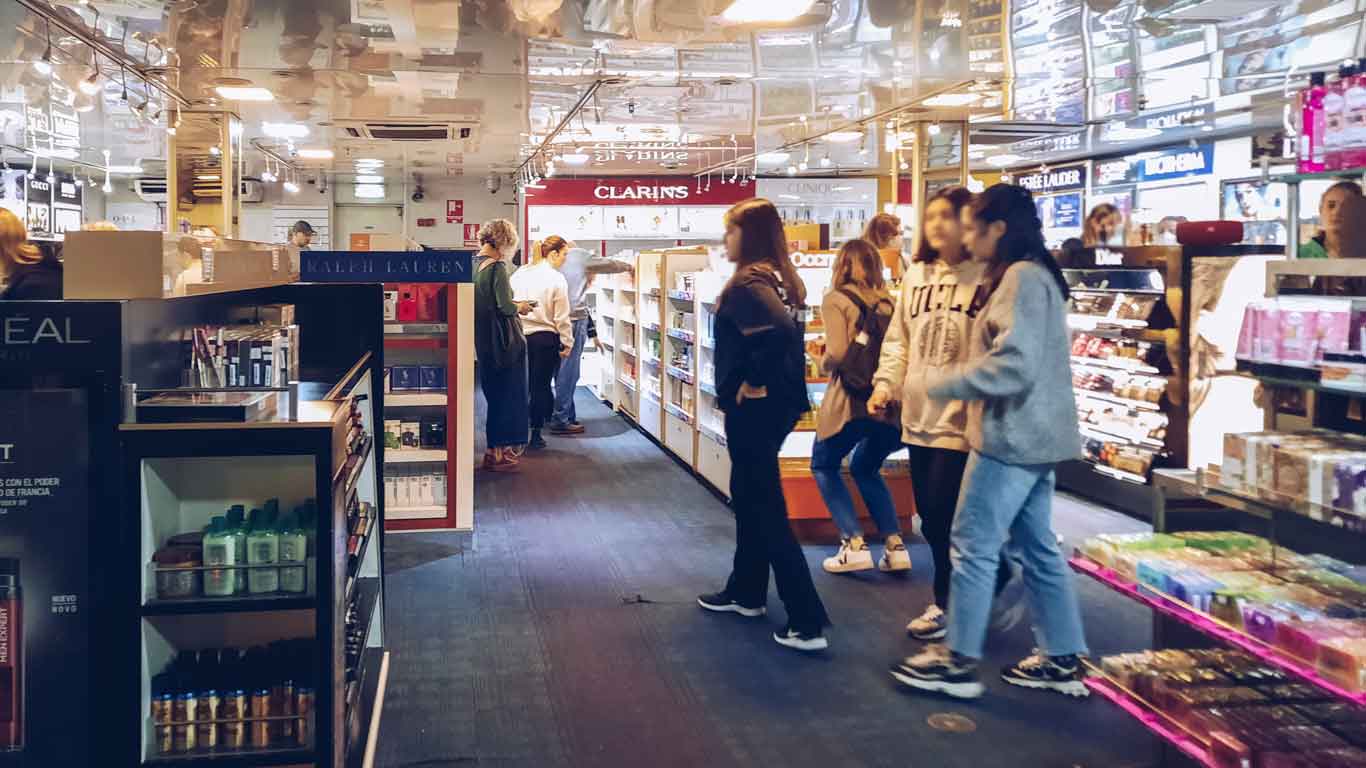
[693,270,730,496]
[384,448,447,464]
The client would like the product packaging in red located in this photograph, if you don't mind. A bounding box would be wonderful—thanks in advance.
[1176,220,1244,247]
[416,285,446,322]
[396,284,418,322]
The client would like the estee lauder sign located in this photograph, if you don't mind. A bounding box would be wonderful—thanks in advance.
[300,250,474,283]
[525,176,755,206]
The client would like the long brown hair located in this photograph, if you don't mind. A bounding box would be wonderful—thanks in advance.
[723,198,806,307]
[1083,203,1119,246]
[0,208,39,276]
[913,186,973,263]
[831,238,886,292]
[863,212,901,249]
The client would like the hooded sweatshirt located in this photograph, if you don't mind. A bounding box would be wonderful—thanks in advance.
[926,261,1082,466]
[872,257,988,451]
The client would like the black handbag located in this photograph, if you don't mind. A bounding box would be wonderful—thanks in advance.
[483,260,526,369]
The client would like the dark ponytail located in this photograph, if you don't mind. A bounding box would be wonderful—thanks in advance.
[971,184,1070,300]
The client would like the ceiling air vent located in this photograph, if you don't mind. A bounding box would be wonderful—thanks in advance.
[337,121,477,141]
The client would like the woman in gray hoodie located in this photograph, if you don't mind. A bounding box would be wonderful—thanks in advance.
[869,187,1012,642]
[890,184,1088,701]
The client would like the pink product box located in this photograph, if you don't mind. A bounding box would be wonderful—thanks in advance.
[1318,304,1353,357]
[1274,619,1366,664]
[1279,304,1320,365]
[1237,302,1261,360]
[1255,305,1283,362]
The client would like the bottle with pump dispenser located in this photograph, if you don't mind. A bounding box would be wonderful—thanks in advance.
[278,510,307,594]
[1344,57,1366,170]
[1302,71,1328,173]
[226,505,247,593]
[202,516,237,597]
[246,506,279,594]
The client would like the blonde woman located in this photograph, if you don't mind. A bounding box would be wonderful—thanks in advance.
[474,218,534,470]
[0,208,58,300]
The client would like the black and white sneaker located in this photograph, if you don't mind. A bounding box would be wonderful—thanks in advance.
[890,644,984,699]
[1001,652,1090,698]
[773,625,828,652]
[697,592,766,617]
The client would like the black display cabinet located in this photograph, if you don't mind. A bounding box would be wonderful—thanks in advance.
[0,283,385,768]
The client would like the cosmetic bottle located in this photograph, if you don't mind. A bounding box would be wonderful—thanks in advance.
[302,499,318,557]
[1301,72,1328,173]
[1326,63,1356,170]
[151,673,174,755]
[246,509,279,594]
[244,646,272,748]
[1345,57,1366,170]
[202,517,237,597]
[226,505,248,593]
[194,650,220,750]
[278,511,308,594]
[271,644,296,744]
[219,649,247,750]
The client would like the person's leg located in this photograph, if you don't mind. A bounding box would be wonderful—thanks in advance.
[551,318,588,431]
[908,445,958,610]
[848,421,902,536]
[944,452,1041,661]
[525,332,557,444]
[1009,468,1088,659]
[810,425,863,539]
[716,406,769,609]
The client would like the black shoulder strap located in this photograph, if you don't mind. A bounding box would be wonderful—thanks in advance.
[837,287,873,331]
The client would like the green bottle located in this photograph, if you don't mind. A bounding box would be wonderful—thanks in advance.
[226,505,247,593]
[246,508,279,594]
[278,510,308,594]
[202,516,236,597]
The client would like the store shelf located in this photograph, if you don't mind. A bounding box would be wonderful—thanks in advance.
[1234,360,1366,396]
[385,392,447,407]
[1078,424,1165,450]
[644,322,661,333]
[666,365,694,384]
[1071,355,1162,375]
[699,380,717,397]
[699,423,727,446]
[645,288,662,299]
[383,323,447,336]
[1084,460,1149,485]
[145,748,316,767]
[1075,389,1161,412]
[348,576,381,661]
[1269,169,1366,184]
[598,338,614,350]
[1069,555,1366,705]
[1084,676,1216,768]
[620,344,637,357]
[384,448,447,464]
[667,290,694,302]
[642,356,661,368]
[1194,470,1366,530]
[806,376,829,385]
[619,376,637,391]
[142,592,315,616]
[387,505,446,521]
[666,327,694,343]
[334,437,373,499]
[664,402,694,424]
[345,648,388,768]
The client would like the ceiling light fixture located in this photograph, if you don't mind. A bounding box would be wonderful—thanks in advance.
[196,174,220,181]
[105,164,144,174]
[928,122,942,136]
[79,53,100,95]
[101,149,111,193]
[826,130,864,143]
[33,21,52,75]
[757,151,790,164]
[296,148,334,160]
[283,171,299,194]
[209,145,221,156]
[985,153,1022,167]
[262,121,308,139]
[355,174,383,184]
[560,152,590,166]
[786,164,797,176]
[921,93,981,107]
[214,86,275,101]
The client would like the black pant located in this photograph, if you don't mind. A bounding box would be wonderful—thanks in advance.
[907,444,1012,609]
[526,331,561,429]
[723,399,830,633]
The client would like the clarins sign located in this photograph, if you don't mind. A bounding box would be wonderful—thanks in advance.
[526,177,755,207]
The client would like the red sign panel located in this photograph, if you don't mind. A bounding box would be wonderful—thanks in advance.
[446,199,463,223]
[417,217,436,227]
[524,177,756,207]
[463,223,480,243]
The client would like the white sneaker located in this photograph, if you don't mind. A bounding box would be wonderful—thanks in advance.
[878,537,911,572]
[907,604,947,641]
[823,538,874,573]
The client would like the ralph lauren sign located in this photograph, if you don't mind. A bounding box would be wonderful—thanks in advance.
[300,250,474,284]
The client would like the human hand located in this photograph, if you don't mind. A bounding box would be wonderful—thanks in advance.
[516,301,534,315]
[736,382,768,404]
[867,388,891,414]
[559,346,573,359]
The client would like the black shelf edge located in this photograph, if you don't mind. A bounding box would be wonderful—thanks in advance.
[143,747,314,767]
[347,577,382,668]
[142,593,316,616]
[346,648,388,768]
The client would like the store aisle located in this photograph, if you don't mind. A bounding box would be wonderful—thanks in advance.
[376,389,1158,768]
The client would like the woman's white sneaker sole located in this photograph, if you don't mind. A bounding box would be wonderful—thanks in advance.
[879,555,911,572]
[889,669,985,699]
[1001,675,1090,698]
[823,557,874,574]
[773,632,829,651]
[908,626,947,641]
[696,598,766,617]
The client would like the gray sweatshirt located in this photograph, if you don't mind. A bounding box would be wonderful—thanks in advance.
[558,247,633,318]
[926,261,1081,466]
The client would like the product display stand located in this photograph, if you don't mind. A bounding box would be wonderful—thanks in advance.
[1071,260,1366,767]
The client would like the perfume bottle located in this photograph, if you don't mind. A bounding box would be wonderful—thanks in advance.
[1301,71,1328,173]
[246,507,280,594]
[1325,63,1356,170]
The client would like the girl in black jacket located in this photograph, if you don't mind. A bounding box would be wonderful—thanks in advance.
[0,209,60,301]
[697,198,830,651]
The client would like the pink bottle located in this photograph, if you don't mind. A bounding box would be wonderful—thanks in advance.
[1343,57,1366,170]
[1301,71,1327,174]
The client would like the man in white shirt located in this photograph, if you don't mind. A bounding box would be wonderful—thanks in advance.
[550,246,633,433]
[511,238,574,450]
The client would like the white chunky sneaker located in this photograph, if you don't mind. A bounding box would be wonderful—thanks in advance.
[823,537,874,573]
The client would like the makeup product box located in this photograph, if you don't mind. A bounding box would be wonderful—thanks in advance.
[396,284,418,322]
[421,417,446,449]
[417,474,435,507]
[383,419,401,449]
[419,365,447,391]
[433,474,447,506]
[383,284,399,321]
[400,421,421,449]
[417,285,446,322]
[390,365,420,392]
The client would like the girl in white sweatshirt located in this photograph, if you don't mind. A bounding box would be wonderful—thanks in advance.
[869,187,1012,641]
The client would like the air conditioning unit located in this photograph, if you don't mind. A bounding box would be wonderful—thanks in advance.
[335,120,479,142]
[134,178,168,202]
[190,180,265,202]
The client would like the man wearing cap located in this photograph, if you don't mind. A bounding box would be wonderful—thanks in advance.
[550,245,632,434]
[289,220,315,250]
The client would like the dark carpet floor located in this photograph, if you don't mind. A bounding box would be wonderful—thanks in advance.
[375,389,1162,768]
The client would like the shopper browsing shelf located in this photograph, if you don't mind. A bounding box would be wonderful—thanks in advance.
[697,198,831,652]
[890,184,1088,700]
[1300,180,1363,259]
[512,236,574,451]
[551,244,633,435]
[808,239,907,575]
[0,209,59,300]
[473,218,534,471]
[868,187,1014,642]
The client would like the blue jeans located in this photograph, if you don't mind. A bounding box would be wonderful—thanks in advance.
[810,419,903,539]
[946,451,1087,660]
[551,317,589,428]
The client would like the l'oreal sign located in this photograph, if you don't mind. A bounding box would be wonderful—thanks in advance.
[1135,142,1213,183]
[1016,163,1087,194]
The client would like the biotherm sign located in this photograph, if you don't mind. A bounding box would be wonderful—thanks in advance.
[524,177,755,206]
[1135,142,1214,183]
